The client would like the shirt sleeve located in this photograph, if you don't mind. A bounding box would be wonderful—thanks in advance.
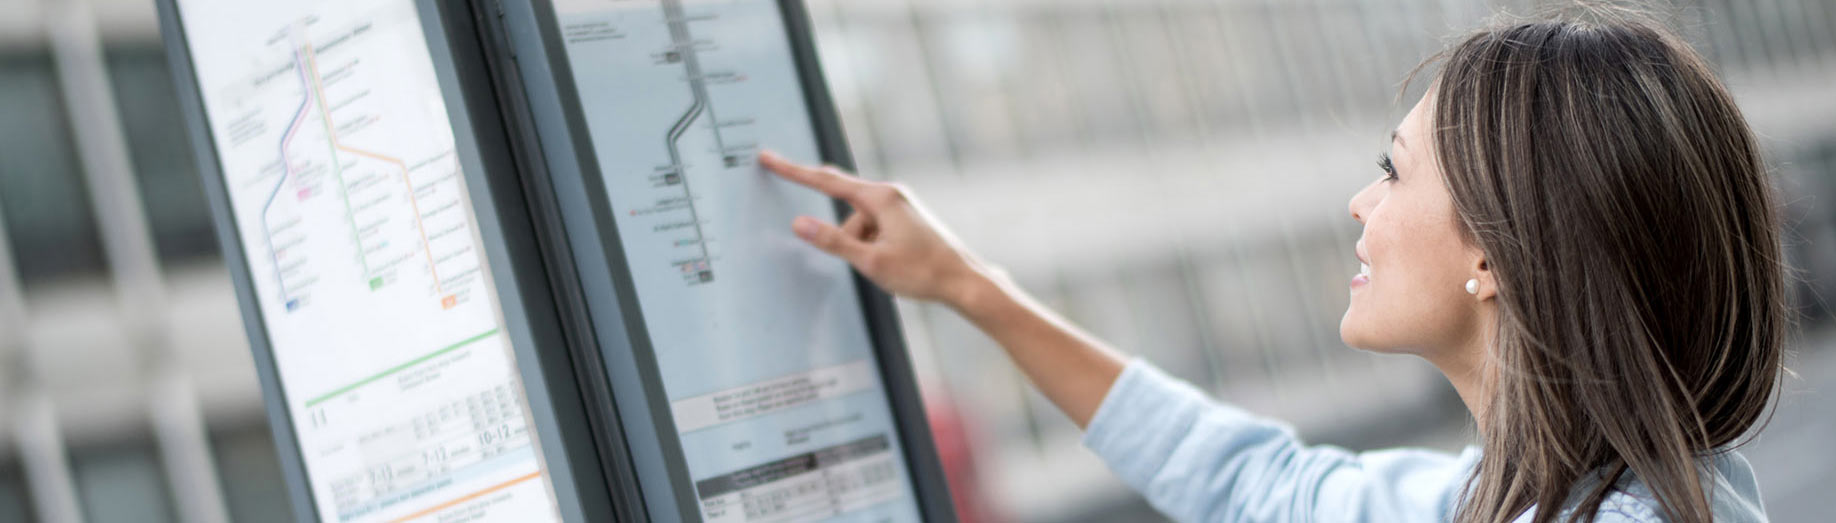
[1082,360,1479,523]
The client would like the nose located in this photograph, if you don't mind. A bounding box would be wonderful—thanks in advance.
[1349,180,1379,224]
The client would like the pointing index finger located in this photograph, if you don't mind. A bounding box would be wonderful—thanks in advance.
[759,150,870,204]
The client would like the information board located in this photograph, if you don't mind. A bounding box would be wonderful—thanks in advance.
[171,0,562,520]
[553,0,925,520]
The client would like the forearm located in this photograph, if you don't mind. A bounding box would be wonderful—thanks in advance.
[947,270,1127,429]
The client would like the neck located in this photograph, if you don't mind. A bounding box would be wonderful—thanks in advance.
[1430,308,1495,432]
[1434,349,1489,429]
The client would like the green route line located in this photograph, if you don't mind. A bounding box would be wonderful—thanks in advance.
[303,328,500,407]
[300,41,372,277]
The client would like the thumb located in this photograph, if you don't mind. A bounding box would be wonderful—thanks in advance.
[792,216,869,262]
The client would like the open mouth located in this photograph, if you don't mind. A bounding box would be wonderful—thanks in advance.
[1352,243,1371,288]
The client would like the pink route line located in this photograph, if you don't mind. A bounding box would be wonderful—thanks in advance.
[299,36,446,295]
[260,46,317,305]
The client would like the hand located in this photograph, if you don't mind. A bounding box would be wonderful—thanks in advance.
[759,150,993,307]
[762,151,1124,429]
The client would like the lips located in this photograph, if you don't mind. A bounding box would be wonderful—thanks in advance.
[1352,241,1371,288]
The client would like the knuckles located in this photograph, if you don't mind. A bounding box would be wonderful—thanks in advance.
[885,182,913,197]
[866,185,905,207]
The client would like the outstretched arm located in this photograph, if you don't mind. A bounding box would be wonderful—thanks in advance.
[758,151,1125,428]
[760,151,1473,522]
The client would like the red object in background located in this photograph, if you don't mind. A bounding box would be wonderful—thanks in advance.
[927,391,1003,523]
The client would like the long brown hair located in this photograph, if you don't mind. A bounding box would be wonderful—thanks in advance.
[1419,9,1786,523]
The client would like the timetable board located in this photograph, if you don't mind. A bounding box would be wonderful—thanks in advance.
[162,0,564,520]
[547,0,928,520]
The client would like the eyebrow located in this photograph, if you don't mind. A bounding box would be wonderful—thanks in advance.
[1391,129,1405,149]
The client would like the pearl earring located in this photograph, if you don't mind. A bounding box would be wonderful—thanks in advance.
[1465,279,1480,295]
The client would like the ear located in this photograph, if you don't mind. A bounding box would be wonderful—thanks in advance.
[1470,251,1497,301]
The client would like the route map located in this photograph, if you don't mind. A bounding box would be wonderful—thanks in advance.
[556,0,923,520]
[175,0,560,521]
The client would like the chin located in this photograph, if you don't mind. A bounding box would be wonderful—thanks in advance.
[1340,310,1401,354]
[1339,312,1369,348]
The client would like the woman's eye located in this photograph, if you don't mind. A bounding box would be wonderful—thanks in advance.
[1376,153,1398,182]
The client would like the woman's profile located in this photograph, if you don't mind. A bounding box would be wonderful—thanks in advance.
[758,6,1781,523]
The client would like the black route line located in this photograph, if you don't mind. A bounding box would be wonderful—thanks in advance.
[660,0,731,281]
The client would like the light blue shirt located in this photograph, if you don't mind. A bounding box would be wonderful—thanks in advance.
[1082,361,1770,522]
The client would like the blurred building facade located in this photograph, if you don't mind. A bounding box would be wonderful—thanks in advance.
[0,0,1832,521]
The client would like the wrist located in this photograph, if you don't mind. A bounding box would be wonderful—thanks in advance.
[944,265,1009,320]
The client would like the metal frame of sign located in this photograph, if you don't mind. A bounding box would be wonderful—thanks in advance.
[154,0,614,520]
[423,0,960,520]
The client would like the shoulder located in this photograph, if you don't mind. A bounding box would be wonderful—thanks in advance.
[1504,489,1663,523]
[1569,450,1770,523]
[1506,489,1666,523]
[1586,492,1664,523]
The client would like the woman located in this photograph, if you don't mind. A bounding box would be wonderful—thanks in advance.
[760,11,1780,523]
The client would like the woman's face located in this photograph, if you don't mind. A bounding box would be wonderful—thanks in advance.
[1341,94,1490,359]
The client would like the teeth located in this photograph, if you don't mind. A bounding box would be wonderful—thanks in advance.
[1359,263,1371,276]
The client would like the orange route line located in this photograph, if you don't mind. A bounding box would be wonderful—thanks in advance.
[387,471,542,523]
[300,38,445,295]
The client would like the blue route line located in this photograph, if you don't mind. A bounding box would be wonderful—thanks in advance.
[262,46,314,311]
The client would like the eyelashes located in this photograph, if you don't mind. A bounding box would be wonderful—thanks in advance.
[1376,153,1398,182]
